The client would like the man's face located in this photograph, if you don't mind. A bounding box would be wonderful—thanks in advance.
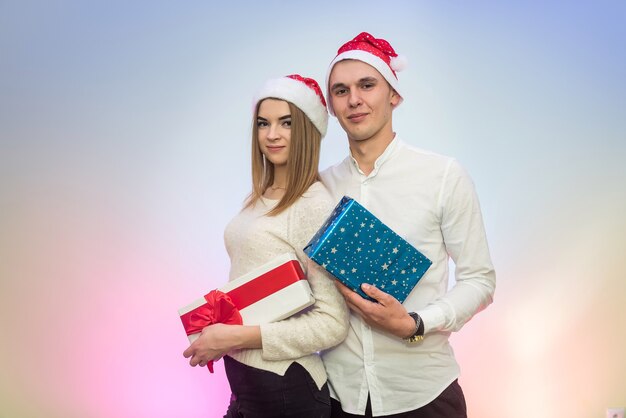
[328,60,400,143]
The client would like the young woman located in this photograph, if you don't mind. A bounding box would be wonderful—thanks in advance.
[183,74,349,417]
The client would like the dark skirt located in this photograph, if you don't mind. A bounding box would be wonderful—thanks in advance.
[223,355,331,418]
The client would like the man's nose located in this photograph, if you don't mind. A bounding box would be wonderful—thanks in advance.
[348,90,362,107]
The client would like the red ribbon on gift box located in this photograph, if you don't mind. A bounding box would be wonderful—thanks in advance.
[226,260,305,310]
[180,259,305,373]
[180,290,242,373]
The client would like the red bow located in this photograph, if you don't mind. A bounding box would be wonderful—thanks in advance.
[182,290,242,373]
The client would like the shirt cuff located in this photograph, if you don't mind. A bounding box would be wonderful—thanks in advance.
[416,305,446,335]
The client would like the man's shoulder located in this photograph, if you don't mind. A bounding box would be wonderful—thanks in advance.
[320,157,351,180]
[395,141,474,188]
[319,157,352,198]
[395,140,455,167]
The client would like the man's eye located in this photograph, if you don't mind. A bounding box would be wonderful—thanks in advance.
[362,83,374,89]
[333,88,347,96]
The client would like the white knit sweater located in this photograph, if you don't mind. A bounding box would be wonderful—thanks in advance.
[223,181,349,389]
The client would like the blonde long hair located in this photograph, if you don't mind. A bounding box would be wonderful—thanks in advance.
[244,99,321,216]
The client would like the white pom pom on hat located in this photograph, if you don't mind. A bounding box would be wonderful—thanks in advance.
[253,74,329,137]
[390,54,408,72]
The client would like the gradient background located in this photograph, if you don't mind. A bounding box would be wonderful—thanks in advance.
[1,1,625,417]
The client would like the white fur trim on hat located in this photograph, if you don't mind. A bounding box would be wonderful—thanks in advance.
[253,77,329,137]
[325,49,404,116]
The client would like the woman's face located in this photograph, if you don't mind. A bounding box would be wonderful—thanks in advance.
[257,99,291,168]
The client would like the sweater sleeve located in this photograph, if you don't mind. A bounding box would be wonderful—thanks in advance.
[260,187,350,360]
[417,159,496,333]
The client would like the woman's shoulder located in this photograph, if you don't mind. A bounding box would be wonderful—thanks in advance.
[289,182,336,241]
[297,181,336,210]
[287,182,337,227]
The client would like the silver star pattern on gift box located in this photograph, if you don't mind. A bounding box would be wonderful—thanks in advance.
[304,196,432,303]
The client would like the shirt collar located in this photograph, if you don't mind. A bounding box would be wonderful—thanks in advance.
[349,135,400,177]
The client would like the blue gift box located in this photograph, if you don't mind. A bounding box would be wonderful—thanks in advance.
[304,196,432,304]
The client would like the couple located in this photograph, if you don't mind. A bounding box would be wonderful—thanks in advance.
[183,32,496,418]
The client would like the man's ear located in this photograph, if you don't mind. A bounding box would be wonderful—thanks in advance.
[390,90,401,108]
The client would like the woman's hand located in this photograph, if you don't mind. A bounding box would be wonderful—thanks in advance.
[183,324,261,367]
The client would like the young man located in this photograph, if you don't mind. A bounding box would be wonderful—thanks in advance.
[320,32,496,418]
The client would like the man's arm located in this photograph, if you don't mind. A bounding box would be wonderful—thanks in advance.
[336,159,495,337]
[416,159,495,334]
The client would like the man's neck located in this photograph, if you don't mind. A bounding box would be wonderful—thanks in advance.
[348,132,395,176]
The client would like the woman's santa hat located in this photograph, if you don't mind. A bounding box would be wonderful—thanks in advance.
[253,74,329,137]
[325,32,407,115]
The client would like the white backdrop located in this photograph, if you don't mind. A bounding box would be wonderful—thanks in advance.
[1,1,625,417]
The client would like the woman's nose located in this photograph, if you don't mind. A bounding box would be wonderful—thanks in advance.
[267,124,280,140]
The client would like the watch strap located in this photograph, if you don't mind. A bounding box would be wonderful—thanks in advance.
[404,312,424,343]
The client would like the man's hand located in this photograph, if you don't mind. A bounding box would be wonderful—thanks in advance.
[335,281,415,338]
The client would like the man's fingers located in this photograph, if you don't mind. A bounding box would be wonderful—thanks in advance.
[335,281,365,305]
[335,280,389,321]
[360,283,395,306]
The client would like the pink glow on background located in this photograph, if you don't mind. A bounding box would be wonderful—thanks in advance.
[1,1,625,417]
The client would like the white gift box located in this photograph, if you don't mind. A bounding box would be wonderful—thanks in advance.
[179,253,315,343]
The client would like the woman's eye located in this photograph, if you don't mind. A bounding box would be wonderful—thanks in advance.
[257,120,268,128]
[282,120,292,128]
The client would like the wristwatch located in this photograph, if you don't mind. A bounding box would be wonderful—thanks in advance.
[403,312,425,343]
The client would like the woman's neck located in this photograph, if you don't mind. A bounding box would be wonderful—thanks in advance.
[264,167,287,199]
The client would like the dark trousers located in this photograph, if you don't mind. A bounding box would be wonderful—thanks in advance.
[330,380,466,418]
[223,355,331,418]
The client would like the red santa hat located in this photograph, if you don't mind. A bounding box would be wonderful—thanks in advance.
[253,74,329,137]
[325,32,407,115]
